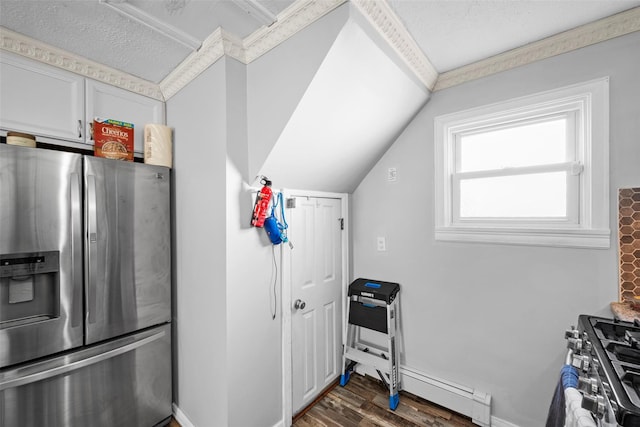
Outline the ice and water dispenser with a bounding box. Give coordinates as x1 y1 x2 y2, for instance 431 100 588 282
0 251 60 329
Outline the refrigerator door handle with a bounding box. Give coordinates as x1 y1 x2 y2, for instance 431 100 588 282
70 172 83 328
86 174 98 324
0 328 166 391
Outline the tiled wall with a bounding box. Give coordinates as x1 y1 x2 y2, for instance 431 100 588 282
619 188 640 301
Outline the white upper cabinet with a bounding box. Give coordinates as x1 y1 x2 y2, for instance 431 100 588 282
0 52 84 142
86 81 164 154
0 52 164 154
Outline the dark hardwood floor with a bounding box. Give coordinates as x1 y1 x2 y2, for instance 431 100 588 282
169 374 476 426
293 373 476 427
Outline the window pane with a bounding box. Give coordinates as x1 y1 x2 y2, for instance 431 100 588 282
459 172 567 218
459 118 567 172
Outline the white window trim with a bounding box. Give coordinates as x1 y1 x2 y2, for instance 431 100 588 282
434 77 610 249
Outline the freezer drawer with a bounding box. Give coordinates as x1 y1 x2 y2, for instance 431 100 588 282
0 323 171 427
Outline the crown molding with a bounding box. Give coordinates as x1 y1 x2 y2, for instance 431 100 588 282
243 0 346 63
160 28 226 99
351 0 438 91
5 2 636 101
0 26 164 101
222 29 246 64
435 6 640 91
160 0 346 99
1 0 434 101
160 0 439 99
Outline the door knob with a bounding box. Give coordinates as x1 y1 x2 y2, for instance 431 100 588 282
294 299 306 310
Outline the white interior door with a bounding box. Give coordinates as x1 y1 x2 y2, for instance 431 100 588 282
290 196 343 414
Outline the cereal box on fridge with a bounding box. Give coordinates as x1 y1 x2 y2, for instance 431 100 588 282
93 118 134 161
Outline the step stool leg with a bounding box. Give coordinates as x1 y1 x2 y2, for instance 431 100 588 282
387 298 400 410
341 300 355 387
389 393 399 411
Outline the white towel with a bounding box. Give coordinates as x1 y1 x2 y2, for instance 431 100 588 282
564 388 597 427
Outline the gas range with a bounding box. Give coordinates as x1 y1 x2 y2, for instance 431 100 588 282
567 315 640 426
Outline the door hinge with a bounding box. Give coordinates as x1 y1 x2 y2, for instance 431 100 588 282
286 198 296 208
339 218 344 230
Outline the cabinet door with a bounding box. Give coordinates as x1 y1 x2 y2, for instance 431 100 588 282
86 81 164 154
0 52 84 142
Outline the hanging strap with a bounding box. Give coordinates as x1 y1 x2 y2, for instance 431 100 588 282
270 192 278 216
278 192 288 232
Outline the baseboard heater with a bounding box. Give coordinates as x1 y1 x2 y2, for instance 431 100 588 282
354 364 491 426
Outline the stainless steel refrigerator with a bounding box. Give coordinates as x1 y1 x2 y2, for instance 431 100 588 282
0 143 172 427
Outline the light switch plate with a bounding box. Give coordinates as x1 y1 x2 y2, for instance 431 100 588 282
387 167 397 182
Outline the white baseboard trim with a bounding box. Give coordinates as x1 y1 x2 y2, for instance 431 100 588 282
172 403 195 427
173 369 505 427
354 364 492 426
401 366 491 426
490 416 521 427
172 402 286 427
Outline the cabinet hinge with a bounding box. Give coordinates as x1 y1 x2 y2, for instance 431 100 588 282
286 198 296 208
339 218 344 230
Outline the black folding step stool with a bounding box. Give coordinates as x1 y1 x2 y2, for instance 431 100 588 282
340 278 400 410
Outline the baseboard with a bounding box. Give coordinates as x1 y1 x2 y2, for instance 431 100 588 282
174 367 499 427
172 403 195 427
172 402 286 427
490 416 521 427
354 364 492 426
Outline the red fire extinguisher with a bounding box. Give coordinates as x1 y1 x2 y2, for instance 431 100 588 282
251 176 272 227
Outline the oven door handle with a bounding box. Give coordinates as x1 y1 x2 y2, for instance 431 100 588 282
565 349 574 365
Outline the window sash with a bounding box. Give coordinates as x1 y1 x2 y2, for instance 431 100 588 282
451 163 581 225
454 112 575 174
449 109 580 226
433 77 609 248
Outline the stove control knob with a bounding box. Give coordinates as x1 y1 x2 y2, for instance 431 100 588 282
582 339 592 353
601 381 611 396
578 376 598 394
572 355 591 372
582 393 606 418
567 337 583 352
565 327 580 340
591 357 600 372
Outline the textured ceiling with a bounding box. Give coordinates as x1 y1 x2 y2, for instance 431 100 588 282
386 0 640 73
1 0 639 84
0 0 296 83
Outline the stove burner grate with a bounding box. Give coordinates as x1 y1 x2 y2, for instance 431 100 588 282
608 343 640 365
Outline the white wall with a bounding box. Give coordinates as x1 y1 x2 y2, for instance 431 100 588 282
169 54 286 426
351 31 640 427
246 3 348 180
225 57 284 427
226 159 284 426
168 59 229 426
259 17 429 193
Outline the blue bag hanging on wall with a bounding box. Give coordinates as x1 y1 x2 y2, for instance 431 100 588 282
264 192 288 245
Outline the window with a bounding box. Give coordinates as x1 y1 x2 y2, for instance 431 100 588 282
434 78 610 248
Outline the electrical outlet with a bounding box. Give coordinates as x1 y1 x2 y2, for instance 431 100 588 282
377 236 386 251
387 167 397 182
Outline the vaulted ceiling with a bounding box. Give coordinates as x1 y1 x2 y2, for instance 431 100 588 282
2 0 639 193
1 0 639 100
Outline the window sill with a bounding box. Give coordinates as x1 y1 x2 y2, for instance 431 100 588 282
435 226 610 249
